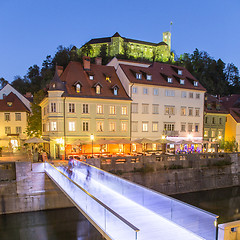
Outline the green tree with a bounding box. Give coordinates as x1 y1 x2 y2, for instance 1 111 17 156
0 77 8 89
11 76 31 94
80 43 93 57
26 90 46 137
99 44 109 65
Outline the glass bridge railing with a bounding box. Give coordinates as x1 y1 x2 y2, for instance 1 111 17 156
71 160 218 240
45 161 140 240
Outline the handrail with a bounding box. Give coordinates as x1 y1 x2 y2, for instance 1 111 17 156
45 160 140 233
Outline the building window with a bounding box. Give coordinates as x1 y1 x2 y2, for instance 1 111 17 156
218 130 223 137
51 103 56 112
97 105 103 114
83 104 89 114
188 107 193 116
15 113 21 121
152 104 159 114
181 123 186 132
181 91 187 98
204 130 208 137
181 107 186 116
132 121 138 132
153 88 159 96
76 83 81 93
194 81 198 87
211 130 215 137
195 124 199 132
212 117 215 124
96 85 101 94
143 88 148 95
142 104 149 114
167 77 173 83
4 113 10 121
69 103 75 113
131 103 138 113
142 122 148 132
69 122 75 131
152 122 158 132
178 70 183 75
89 75 94 80
180 79 185 85
219 118 222 124
122 106 127 115
110 106 116 115
97 121 104 132
51 122 57 131
205 117 208 124
109 122 116 132
165 90 175 97
136 73 142 79
146 75 152 81
132 87 137 94
114 87 118 95
121 122 127 132
82 121 89 131
195 108 200 116
189 92 193 98
196 93 200 99
188 123 193 132
164 106 175 115
5 127 11 134
164 123 175 131
16 127 22 134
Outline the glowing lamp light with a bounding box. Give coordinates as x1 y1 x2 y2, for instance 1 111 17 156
218 136 222 140
90 134 94 141
56 138 64 144
187 134 193 140
162 135 166 140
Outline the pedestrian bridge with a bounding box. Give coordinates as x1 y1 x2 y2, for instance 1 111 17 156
45 160 218 240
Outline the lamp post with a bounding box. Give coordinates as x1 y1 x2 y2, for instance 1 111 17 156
90 134 94 158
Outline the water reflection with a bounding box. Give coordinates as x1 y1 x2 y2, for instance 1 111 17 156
0 207 102 240
172 186 240 223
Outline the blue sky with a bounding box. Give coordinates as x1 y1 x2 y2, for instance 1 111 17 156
0 0 239 82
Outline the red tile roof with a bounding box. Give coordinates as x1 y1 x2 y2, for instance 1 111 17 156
220 94 240 110
119 62 206 91
0 92 30 112
59 62 131 100
229 108 240 123
204 94 228 114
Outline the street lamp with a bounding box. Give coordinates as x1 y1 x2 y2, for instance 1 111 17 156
90 134 94 158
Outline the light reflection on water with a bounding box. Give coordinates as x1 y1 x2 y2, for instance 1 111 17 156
0 207 102 240
171 186 240 224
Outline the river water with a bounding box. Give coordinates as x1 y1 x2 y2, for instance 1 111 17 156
172 186 240 224
1 186 240 239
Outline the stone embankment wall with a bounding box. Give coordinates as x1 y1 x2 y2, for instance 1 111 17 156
0 162 73 215
99 153 240 195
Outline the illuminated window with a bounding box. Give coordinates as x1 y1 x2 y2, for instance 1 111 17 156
146 75 152 81
121 122 127 131
211 130 215 137
69 122 75 131
164 123 175 131
194 81 198 87
142 122 148 132
106 76 111 83
181 107 186 116
7 102 12 107
152 122 158 132
109 122 116 132
97 105 103 114
89 75 94 80
51 122 57 131
76 84 81 93
152 143 157 150
121 106 127 115
110 105 116 115
178 70 183 75
204 130 208 137
164 106 175 115
96 85 101 94
97 121 104 132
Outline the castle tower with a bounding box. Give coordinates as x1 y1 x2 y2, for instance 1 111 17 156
163 31 171 51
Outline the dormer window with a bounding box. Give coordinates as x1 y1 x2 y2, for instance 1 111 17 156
96 85 101 94
106 76 111 83
76 84 81 93
114 87 118 95
52 83 56 88
146 74 152 81
167 77 173 83
136 73 142 80
7 102 13 107
180 79 185 85
178 70 183 75
89 75 94 80
194 81 198 87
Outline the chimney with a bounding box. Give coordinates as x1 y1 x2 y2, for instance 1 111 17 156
95 57 102 65
56 66 63 76
83 56 91 70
